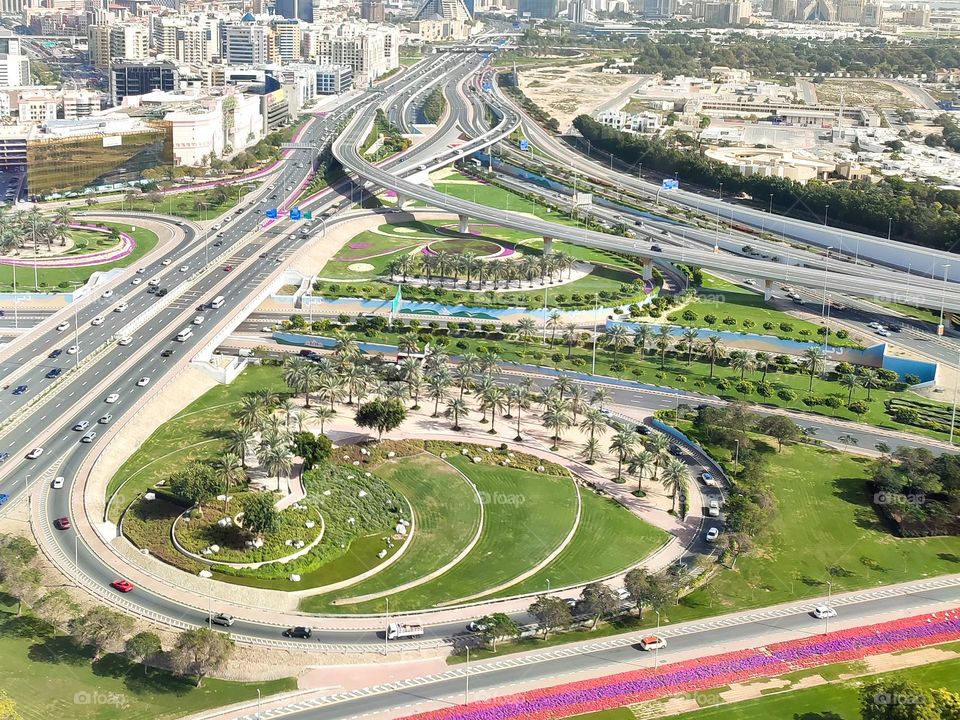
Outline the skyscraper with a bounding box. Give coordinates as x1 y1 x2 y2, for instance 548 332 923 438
275 0 313 23
361 0 385 21
517 0 557 17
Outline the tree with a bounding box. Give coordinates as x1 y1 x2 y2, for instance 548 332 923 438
755 415 801 451
839 372 861 404
609 426 638 482
125 632 163 674
802 347 826 391
579 582 621 629
729 350 752 379
426 369 451 418
171 627 235 687
242 492 279 538
628 449 655 491
932 688 960 720
476 613 520 652
681 327 700 365
528 595 572 639
69 607 135 659
541 397 572 450
860 367 883 400
700 336 726 378
623 568 670 618
291 432 332 471
579 407 608 464
312 405 336 434
170 462 225 514
604 325 631 362
849 400 869 418
5 567 41 616
226 427 254 468
445 397 469 431
355 398 407 440
480 383 506 434
33 589 80 628
859 679 937 720
661 457 688 514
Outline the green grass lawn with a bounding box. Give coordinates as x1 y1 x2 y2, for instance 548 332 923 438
95 184 255 221
0 601 295 720
490 488 669 598
339 457 579 612
0 222 159 292
667 433 960 623
300 453 483 612
873 298 943 325
668 655 960 720
107 365 290 522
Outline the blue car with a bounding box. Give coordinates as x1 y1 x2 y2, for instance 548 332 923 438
12 385 27 395
0 494 8 506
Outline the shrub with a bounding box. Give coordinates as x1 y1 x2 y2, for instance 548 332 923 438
777 388 797 403
762 322 775 331
779 322 793 332
704 314 717 325
610 361 625 372
742 319 755 328
715 378 730 390
723 316 737 326
681 309 698 321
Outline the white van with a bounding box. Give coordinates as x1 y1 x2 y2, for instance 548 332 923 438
210 296 226 309
176 327 193 342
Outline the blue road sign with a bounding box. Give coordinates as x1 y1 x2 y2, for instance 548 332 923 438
661 179 679 190
482 82 493 92
519 139 530 151
290 207 302 221
266 208 278 219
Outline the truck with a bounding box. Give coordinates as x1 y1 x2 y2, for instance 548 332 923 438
386 623 424 640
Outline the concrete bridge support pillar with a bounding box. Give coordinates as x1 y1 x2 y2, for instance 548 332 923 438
642 256 654 282
543 236 553 255
764 278 773 301
396 193 408 210
458 214 469 234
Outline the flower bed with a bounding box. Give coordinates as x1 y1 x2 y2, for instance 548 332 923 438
402 609 960 720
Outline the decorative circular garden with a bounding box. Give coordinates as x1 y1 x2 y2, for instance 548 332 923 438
423 237 513 259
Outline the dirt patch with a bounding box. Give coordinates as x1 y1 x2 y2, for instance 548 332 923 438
519 63 640 131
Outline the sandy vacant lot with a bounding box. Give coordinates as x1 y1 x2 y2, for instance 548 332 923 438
519 63 642 131
814 79 921 109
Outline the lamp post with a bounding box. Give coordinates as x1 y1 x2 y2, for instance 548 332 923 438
824 205 829 226
821 247 833 320
824 581 833 634
591 293 599 376
950 350 960 445
733 440 740 480
938 263 951 337
887 217 893 240
257 689 261 720
464 646 471 705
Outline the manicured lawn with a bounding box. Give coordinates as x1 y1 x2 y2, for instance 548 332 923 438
668 433 960 623
341 457 579 612
0 222 159 292
95 184 255 221
668 656 960 720
107 365 290 522
300 453 483 612
491 488 669 597
0 603 295 720
874 298 943 326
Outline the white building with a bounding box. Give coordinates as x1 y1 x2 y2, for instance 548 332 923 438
315 22 398 87
0 30 31 88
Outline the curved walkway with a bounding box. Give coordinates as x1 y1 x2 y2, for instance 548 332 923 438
0 224 135 267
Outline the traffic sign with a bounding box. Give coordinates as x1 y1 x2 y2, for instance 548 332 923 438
290 207 302 220
304 210 313 220
519 139 530 151
661 179 679 190
266 208 278 219
482 82 493 92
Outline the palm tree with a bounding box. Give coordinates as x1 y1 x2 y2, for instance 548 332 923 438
591 387 611 411
316 373 342 410
860 367 882 400
802 347 826 391
283 357 312 407
568 382 588 421
515 317 539 356
313 405 335 434
604 325 631 362
547 310 562 345
427 368 451 417
264 443 294 493
552 375 573 402
609 426 638 481
654 325 672 370
681 327 700 366
581 437 601 465
445 397 468 430
579 407 608 464
453 360 475 401
226 427 254 469
661 458 688 514
562 324 580 359
541 397 572 450
755 351 771 382
237 396 266 431
628 449 655 491
480 383 505 434
649 432 671 480
509 382 531 441
729 350 752 380
634 324 651 358
280 398 297 427
700 336 726 379
213 452 245 513
839 372 860 404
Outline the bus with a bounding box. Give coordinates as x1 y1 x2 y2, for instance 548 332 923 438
210 296 225 309
176 327 193 342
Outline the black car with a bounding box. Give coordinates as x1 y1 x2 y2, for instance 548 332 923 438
213 240 223 247
49 349 62 359
45 368 62 379
157 288 168 297
146 286 157 294
161 349 173 358
0 452 9 462
12 385 27 395
668 444 684 457
282 626 312 639
651 244 662 252
259 253 268 259
636 425 651 436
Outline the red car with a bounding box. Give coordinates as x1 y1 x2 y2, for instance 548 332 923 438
54 517 71 530
223 265 233 272
110 579 135 593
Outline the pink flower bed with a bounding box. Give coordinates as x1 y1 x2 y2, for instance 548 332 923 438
0 224 135 268
402 609 960 720
350 242 372 249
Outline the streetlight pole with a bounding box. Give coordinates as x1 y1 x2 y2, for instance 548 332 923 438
821 247 832 320
824 581 833 634
887 217 893 240
591 294 599 376
823 205 829 226
257 689 262 720
938 264 951 337
950 350 960 445
464 646 471 705
733 441 740 480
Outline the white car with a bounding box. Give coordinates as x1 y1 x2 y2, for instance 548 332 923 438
105 393 120 403
131 278 142 285
192 316 204 326
639 635 667 651
67 345 78 355
56 321 69 332
26 447 43 459
136 377 150 387
80 431 97 443
136 267 146 274
812 605 837 619
705 527 720 543
52 476 65 489
98 414 113 424
179 265 189 273
101 289 113 298
91 316 104 326
148 278 160 287
114 303 128 313
876 329 890 337
708 500 721 517
118 337 132 346
700 471 718 488
867 321 882 330
162 258 172 266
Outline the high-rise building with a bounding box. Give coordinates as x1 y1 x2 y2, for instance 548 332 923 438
413 0 472 21
275 0 313 22
223 19 275 65
273 18 302 63
567 0 586 21
861 1 882 24
87 23 148 70
517 0 557 17
0 30 30 88
110 60 179 105
153 17 217 65
693 0 750 22
902 3 930 25
361 0 385 21
642 0 676 17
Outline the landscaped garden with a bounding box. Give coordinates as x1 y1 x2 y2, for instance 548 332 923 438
94 183 256 221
